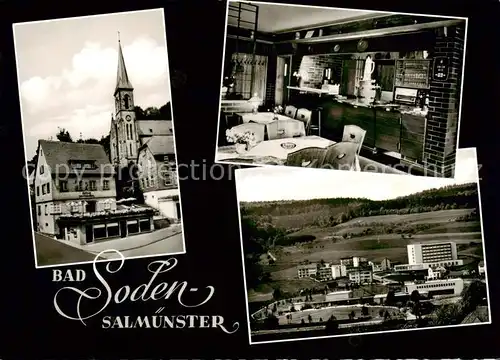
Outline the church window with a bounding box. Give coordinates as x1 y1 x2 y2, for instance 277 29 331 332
126 124 130 140
124 94 130 109
129 143 133 156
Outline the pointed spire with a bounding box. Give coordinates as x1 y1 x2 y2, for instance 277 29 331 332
115 32 133 93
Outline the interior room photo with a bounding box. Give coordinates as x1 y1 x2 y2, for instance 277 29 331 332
216 1 467 178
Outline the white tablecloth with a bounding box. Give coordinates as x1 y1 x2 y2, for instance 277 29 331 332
216 136 335 162
238 112 292 124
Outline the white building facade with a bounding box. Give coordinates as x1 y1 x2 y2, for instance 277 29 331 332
404 278 464 296
408 242 458 265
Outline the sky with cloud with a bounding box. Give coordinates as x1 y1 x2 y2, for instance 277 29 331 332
14 9 171 159
236 148 480 202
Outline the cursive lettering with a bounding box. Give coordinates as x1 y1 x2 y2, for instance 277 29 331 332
53 250 215 325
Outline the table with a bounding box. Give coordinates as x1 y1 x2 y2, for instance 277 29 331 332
238 112 292 124
216 136 334 165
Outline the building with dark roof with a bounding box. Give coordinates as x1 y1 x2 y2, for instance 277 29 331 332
137 134 180 220
33 140 154 244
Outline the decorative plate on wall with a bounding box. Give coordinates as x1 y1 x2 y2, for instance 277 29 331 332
333 44 340 52
357 39 368 52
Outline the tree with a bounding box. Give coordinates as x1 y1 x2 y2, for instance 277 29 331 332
433 303 462 326
273 288 282 301
383 310 391 321
263 314 279 329
324 315 339 334
56 127 73 142
385 290 396 306
361 306 369 316
379 309 384 317
308 314 313 323
301 319 305 325
460 280 486 315
159 102 172 120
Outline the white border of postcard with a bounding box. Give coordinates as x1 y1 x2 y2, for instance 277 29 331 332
13 8 187 269
234 147 490 345
214 0 468 176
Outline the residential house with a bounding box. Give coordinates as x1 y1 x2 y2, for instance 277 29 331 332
380 257 391 271
137 134 180 220
347 266 373 284
297 263 317 278
33 140 154 245
332 264 347 278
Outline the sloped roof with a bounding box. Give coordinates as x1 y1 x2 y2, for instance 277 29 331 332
137 120 173 136
461 306 489 324
38 140 113 175
141 135 176 156
115 40 133 92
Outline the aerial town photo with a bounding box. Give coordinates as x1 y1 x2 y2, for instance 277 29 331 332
14 9 184 267
235 149 489 343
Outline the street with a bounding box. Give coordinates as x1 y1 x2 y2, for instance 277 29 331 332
103 232 184 259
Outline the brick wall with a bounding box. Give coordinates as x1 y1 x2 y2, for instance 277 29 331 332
424 25 465 178
295 55 344 88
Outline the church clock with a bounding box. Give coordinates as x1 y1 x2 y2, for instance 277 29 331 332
126 115 131 121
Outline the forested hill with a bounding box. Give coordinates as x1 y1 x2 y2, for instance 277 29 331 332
241 182 479 218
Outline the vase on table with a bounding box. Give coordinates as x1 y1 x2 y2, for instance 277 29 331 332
235 143 248 154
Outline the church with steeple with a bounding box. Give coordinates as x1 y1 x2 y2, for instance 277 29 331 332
109 36 180 220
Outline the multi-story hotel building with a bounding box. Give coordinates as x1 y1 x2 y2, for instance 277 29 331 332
408 242 458 265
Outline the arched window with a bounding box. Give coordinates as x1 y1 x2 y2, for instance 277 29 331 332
124 94 130 109
126 124 130 140
129 143 133 156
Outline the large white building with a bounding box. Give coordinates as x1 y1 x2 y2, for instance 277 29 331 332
297 264 317 278
408 242 458 265
404 278 464 296
347 267 373 284
332 264 347 278
394 259 463 272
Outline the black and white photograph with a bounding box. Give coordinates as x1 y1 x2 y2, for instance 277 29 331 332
14 9 185 268
216 1 467 178
235 147 490 344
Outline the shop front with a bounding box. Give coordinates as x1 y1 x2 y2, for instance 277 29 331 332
58 208 156 245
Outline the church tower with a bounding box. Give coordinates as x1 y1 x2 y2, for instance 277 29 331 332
110 35 139 169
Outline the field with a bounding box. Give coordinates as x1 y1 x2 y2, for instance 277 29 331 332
277 305 402 325
248 208 482 302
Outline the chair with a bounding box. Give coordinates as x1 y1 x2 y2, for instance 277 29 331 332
285 147 326 168
322 142 359 171
228 123 266 143
224 113 242 128
266 119 306 140
342 124 366 155
284 105 298 118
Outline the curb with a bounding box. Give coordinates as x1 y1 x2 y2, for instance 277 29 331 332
88 229 182 255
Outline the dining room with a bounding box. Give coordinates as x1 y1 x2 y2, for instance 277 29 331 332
216 1 467 177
